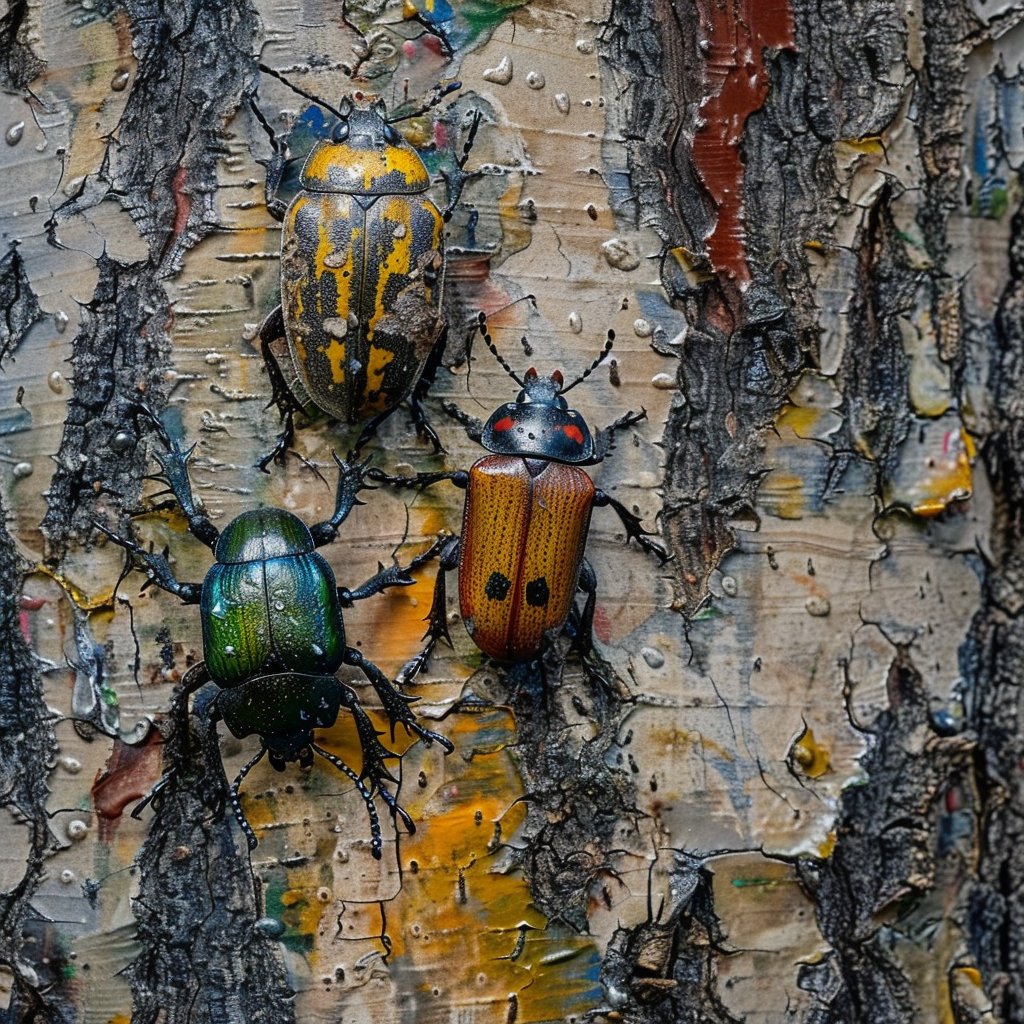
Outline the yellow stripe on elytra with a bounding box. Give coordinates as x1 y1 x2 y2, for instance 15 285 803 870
361 198 415 410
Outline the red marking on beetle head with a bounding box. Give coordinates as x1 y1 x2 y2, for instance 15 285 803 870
525 368 539 383
552 369 564 387
493 416 514 431
562 425 584 444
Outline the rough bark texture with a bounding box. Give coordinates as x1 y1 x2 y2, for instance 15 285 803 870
0 0 1022 1021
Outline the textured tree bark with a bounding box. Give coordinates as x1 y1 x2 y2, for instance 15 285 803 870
0 1 1022 1022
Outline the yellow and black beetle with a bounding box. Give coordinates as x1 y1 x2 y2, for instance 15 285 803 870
256 85 479 468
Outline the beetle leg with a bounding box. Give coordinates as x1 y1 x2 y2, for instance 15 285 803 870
441 110 483 222
336 681 402 786
152 442 220 550
255 309 306 472
404 326 448 453
309 452 374 545
339 535 448 605
344 647 455 754
248 96 289 222
593 408 649 462
366 467 469 491
95 523 203 603
310 742 385 860
228 745 268 850
593 490 670 563
397 535 461 685
440 400 484 444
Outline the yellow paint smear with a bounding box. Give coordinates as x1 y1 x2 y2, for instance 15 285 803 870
790 726 831 779
385 710 601 1021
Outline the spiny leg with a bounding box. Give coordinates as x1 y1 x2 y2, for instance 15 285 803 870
441 110 483 221
366 467 468 492
339 534 449 606
336 682 403 788
309 453 373 545
398 535 460 686
256 308 304 472
593 490 669 562
311 742 384 860
593 409 648 462
229 745 268 851
149 439 220 550
345 647 454 753
404 325 448 453
95 525 203 604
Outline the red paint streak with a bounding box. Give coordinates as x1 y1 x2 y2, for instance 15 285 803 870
171 165 190 242
592 605 613 644
493 416 514 432
92 730 164 840
562 425 584 444
692 0 794 288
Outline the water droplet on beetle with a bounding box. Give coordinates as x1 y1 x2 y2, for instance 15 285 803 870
224 645 236 656
5 122 24 146
111 69 130 91
273 600 284 611
311 644 323 656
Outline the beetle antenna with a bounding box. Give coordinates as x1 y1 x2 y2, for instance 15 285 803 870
476 312 525 387
257 62 347 121
386 79 462 123
559 330 615 394
311 742 384 859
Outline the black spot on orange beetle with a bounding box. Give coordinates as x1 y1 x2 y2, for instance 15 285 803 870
485 572 512 601
525 577 550 607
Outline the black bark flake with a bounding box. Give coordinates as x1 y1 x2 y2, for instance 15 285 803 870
0 241 44 365
0 489 62 1022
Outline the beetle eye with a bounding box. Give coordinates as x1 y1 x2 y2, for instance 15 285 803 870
332 121 350 143
383 123 403 145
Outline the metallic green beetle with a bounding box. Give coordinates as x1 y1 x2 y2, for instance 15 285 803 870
257 88 479 466
100 428 451 855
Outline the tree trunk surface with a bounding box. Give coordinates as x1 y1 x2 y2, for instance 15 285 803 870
0 1 1021 1022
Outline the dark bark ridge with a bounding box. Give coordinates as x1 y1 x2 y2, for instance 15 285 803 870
0 491 63 1021
964 194 1024 1023
0 241 44 363
26 0 296 1019
127 688 296 1024
0 0 45 92
798 652 975 1023
601 853 742 1024
500 652 644 934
